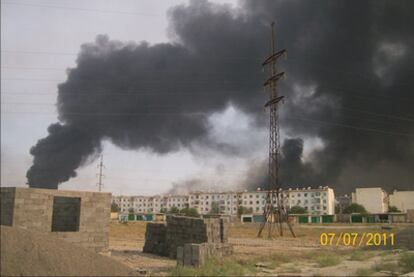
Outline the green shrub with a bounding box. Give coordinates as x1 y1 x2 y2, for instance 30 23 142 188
316 255 341 267
170 257 250 276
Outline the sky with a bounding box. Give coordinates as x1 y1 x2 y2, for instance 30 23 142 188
2 0 413 196
1 0 252 195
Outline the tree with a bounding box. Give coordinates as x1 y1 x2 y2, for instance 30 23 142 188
209 201 220 215
237 206 253 217
388 206 401 213
289 205 307 214
335 204 341 214
111 203 120 213
180 207 199 217
169 206 180 214
160 208 167 214
343 203 367 214
128 207 135 214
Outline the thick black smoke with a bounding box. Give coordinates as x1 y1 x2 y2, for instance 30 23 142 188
27 0 414 193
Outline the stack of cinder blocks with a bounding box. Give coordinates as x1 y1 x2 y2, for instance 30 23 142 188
142 215 233 266
177 243 233 267
143 223 168 255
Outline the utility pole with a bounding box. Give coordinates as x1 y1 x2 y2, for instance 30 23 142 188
258 22 296 238
97 154 104 192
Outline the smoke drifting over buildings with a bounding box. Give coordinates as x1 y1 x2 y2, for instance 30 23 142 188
27 0 414 192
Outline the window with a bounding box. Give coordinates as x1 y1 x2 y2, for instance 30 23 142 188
304 193 308 197
51 197 81 232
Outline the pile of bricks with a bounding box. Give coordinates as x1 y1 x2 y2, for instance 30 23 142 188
177 243 233 267
142 223 167 255
143 215 232 265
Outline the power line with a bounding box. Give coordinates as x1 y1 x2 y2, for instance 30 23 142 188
2 110 412 138
287 116 414 138
340 107 414 123
1 1 162 17
1 50 77 56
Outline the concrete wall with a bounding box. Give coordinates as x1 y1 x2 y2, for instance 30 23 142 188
352 188 388 213
389 190 414 212
0 187 111 252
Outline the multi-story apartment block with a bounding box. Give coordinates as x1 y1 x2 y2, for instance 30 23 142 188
352 187 388 213
286 186 335 215
112 186 335 215
388 190 414 212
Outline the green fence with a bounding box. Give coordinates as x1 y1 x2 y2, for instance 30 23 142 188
298 216 309 223
322 215 334 223
351 214 363 223
311 216 321 223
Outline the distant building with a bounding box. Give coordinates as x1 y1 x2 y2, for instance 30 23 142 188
112 185 335 216
287 186 335 215
389 190 414 212
352 187 388 213
335 194 352 213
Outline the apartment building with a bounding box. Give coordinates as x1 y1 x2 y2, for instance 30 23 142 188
389 190 414 212
113 186 335 215
352 187 388 213
287 186 335 215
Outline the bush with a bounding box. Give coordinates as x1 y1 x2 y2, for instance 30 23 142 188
168 206 180 214
388 206 401 212
180 207 199 217
289 205 307 214
343 203 367 214
237 206 253 217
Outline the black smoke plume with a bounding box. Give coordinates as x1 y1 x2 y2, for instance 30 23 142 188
27 0 414 193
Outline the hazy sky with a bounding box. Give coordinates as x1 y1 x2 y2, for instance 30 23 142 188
1 0 257 195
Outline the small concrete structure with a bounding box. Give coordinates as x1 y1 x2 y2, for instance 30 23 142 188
0 187 111 252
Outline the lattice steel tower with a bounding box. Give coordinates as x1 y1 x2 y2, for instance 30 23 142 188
258 22 295 238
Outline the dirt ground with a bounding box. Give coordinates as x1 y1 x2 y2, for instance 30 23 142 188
108 221 414 276
0 226 136 276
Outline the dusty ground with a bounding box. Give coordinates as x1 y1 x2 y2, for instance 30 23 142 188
108 221 414 276
0 226 136 276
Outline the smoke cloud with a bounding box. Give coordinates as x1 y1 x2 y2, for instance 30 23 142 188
27 0 414 193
